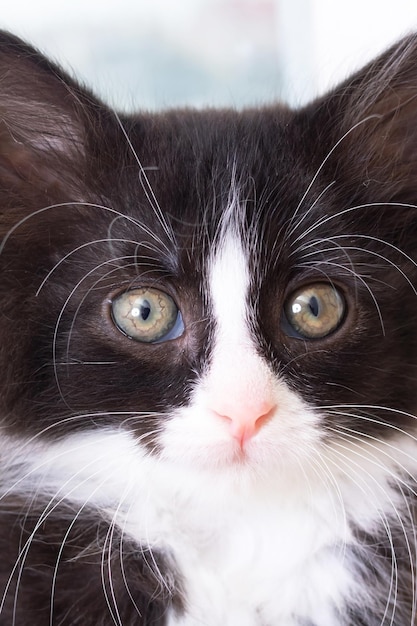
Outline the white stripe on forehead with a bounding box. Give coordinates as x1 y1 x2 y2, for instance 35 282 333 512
208 223 251 346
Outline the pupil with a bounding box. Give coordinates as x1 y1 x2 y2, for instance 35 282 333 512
309 296 319 318
140 300 151 321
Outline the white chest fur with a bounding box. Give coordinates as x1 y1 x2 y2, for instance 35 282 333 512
160 480 354 626
8 428 403 626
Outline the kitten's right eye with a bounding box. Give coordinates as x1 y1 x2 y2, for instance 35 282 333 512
283 283 346 340
111 287 184 343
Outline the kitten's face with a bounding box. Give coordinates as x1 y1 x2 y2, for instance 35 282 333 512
1 33 417 482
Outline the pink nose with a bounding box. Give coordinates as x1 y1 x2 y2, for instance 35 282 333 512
214 398 276 447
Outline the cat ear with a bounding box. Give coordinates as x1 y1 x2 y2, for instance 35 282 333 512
327 35 417 197
0 31 95 198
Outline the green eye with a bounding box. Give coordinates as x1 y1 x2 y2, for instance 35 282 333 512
284 283 345 339
111 287 184 343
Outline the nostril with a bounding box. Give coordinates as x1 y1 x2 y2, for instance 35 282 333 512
213 403 276 446
253 406 275 433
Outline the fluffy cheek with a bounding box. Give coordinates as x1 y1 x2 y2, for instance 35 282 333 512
157 378 323 475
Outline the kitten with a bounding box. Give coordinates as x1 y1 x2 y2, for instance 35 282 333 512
0 29 417 626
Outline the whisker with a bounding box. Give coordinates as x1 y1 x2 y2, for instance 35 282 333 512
295 238 417 296
327 424 417 623
49 477 115 626
1 461 111 620
327 425 417 496
118 505 144 618
50 254 139 407
323 444 401 623
321 404 417 443
101 518 123 626
113 112 176 250
0 202 164 255
36 238 143 296
100 478 135 626
290 201 417 249
279 180 336 252
286 116 380 239
0 424 132 500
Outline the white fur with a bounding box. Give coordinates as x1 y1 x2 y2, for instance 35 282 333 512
2 226 417 624
4 428 416 625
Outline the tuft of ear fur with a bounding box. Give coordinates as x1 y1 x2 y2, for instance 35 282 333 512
329 34 417 199
0 31 101 203
348 35 417 183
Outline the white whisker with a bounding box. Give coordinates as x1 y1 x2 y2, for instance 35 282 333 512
36 238 141 296
286 116 380 238
50 254 137 406
290 201 417 249
100 491 132 626
323 444 401 623
49 478 115 626
0 460 111 620
294 237 417 296
113 112 176 250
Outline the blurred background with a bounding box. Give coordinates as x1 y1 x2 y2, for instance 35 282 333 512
2 0 417 111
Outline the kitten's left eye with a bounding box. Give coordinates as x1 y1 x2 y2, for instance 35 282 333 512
283 283 345 339
111 287 184 343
